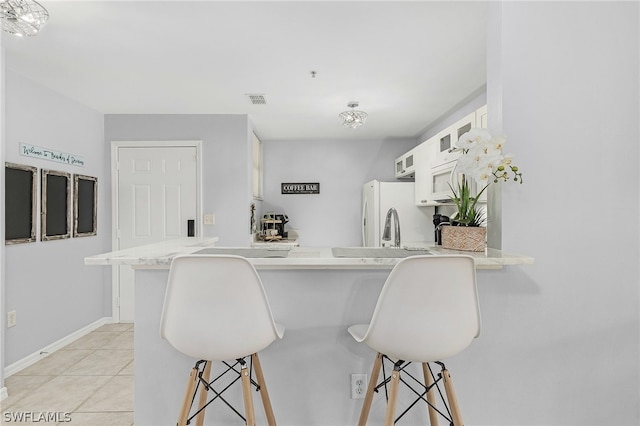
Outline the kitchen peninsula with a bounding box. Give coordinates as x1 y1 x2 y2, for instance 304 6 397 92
85 238 532 426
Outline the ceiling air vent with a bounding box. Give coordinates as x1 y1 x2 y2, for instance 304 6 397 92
246 94 267 105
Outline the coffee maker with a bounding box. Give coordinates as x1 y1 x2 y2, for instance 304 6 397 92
261 213 289 239
272 214 289 238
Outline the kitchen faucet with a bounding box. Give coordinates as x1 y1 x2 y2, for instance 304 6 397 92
382 207 401 248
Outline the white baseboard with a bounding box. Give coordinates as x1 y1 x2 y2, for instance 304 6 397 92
0 386 7 401
4 316 112 378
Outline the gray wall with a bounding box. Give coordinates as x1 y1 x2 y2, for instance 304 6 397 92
460 2 638 424
3 70 110 365
261 138 417 247
104 114 254 247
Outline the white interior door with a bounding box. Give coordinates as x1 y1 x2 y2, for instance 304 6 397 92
115 144 199 322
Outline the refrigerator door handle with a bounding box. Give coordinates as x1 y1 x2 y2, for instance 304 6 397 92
361 198 368 246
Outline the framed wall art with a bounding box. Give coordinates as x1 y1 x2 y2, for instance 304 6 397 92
41 169 71 241
5 162 37 244
73 174 97 237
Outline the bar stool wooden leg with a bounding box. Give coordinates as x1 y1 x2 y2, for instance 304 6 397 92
441 368 464 426
358 352 383 426
384 366 401 426
422 363 439 426
241 363 256 426
251 353 276 426
194 361 212 426
178 366 200 426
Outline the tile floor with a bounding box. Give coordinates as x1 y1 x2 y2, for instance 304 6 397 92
1 323 134 426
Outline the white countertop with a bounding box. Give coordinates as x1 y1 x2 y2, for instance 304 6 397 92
84 237 220 267
84 237 533 270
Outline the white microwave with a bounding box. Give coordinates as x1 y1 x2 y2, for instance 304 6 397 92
429 160 486 204
429 160 461 203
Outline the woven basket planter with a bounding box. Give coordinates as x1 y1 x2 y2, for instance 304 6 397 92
441 226 486 252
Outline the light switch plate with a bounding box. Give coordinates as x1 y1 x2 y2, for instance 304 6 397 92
204 214 215 225
7 310 16 328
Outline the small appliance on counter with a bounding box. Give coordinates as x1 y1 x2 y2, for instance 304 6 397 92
259 212 289 241
432 213 450 245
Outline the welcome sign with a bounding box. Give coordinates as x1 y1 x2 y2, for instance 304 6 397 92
20 143 85 167
281 182 320 194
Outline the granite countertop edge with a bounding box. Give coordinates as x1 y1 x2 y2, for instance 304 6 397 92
84 237 534 270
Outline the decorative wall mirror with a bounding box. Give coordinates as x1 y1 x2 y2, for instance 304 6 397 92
41 169 71 241
73 174 97 237
5 162 37 244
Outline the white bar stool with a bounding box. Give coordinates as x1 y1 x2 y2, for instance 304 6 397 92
348 255 480 426
160 254 285 426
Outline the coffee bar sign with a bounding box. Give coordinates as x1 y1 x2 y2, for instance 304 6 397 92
281 182 320 195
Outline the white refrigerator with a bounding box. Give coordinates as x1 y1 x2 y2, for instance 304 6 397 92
362 180 435 247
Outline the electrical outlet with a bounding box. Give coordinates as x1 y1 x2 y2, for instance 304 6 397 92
204 213 215 225
7 310 16 328
351 373 367 399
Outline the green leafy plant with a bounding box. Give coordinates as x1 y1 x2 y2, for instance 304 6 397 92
449 177 487 227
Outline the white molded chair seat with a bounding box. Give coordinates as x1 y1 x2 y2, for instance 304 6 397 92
348 255 480 426
160 254 285 426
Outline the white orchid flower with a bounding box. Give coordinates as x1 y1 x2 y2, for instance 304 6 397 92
455 128 492 150
476 170 492 183
490 135 506 151
455 152 477 171
499 154 514 167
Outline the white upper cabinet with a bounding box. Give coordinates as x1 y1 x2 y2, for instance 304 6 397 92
476 104 488 129
434 111 476 165
414 140 434 206
409 105 488 206
394 145 419 179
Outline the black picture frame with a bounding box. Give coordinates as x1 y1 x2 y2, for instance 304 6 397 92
41 169 71 241
73 174 97 237
5 162 37 244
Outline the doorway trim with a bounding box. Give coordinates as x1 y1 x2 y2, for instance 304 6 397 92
110 140 203 322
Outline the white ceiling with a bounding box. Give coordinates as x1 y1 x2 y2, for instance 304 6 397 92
2 1 488 141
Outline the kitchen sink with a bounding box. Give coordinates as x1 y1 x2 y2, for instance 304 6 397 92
331 247 432 258
194 247 290 258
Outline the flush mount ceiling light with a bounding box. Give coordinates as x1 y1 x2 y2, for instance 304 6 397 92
0 0 49 37
339 102 368 129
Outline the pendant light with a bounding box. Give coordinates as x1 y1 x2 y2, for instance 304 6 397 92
1 0 49 37
339 102 368 129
